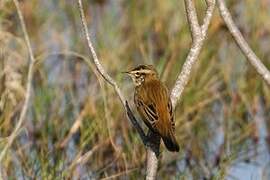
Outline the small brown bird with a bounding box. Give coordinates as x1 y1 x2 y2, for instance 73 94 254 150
125 65 179 152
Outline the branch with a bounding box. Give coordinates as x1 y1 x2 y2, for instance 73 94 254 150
0 0 35 162
171 0 216 109
77 0 158 179
201 0 216 36
77 0 125 105
145 131 160 180
184 0 201 41
217 0 270 86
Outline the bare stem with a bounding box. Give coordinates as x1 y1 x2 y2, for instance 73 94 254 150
217 0 270 86
184 0 201 41
201 0 216 36
0 0 35 162
146 149 159 180
171 0 216 109
77 0 125 105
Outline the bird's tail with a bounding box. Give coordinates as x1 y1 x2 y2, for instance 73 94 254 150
161 130 179 152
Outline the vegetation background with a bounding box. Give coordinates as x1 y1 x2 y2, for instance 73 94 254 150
0 0 270 179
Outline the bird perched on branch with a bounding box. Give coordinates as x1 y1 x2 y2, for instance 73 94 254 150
124 65 179 152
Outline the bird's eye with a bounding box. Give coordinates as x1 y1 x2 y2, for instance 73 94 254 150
135 72 140 76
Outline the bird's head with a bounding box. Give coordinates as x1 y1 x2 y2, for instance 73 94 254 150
124 65 159 86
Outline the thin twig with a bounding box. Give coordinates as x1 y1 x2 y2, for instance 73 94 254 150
0 0 35 162
217 0 270 86
171 0 216 109
77 0 125 105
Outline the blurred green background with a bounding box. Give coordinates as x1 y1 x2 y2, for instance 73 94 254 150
0 0 270 179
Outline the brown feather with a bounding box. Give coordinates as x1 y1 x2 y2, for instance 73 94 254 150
134 78 179 152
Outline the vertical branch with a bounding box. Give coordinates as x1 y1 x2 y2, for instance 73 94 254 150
145 131 160 180
184 0 201 41
217 0 270 86
0 0 35 162
171 0 216 109
146 148 159 180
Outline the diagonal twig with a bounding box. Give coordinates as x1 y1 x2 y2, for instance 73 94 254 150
77 0 125 105
217 0 270 86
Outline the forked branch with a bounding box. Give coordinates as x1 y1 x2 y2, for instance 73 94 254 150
171 0 216 109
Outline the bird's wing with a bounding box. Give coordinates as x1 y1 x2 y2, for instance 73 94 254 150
167 98 175 132
135 81 178 151
135 96 159 132
135 81 173 133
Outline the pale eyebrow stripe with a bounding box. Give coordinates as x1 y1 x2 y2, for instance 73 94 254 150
132 69 152 74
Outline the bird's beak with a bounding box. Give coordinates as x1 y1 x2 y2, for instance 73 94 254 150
121 71 131 75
